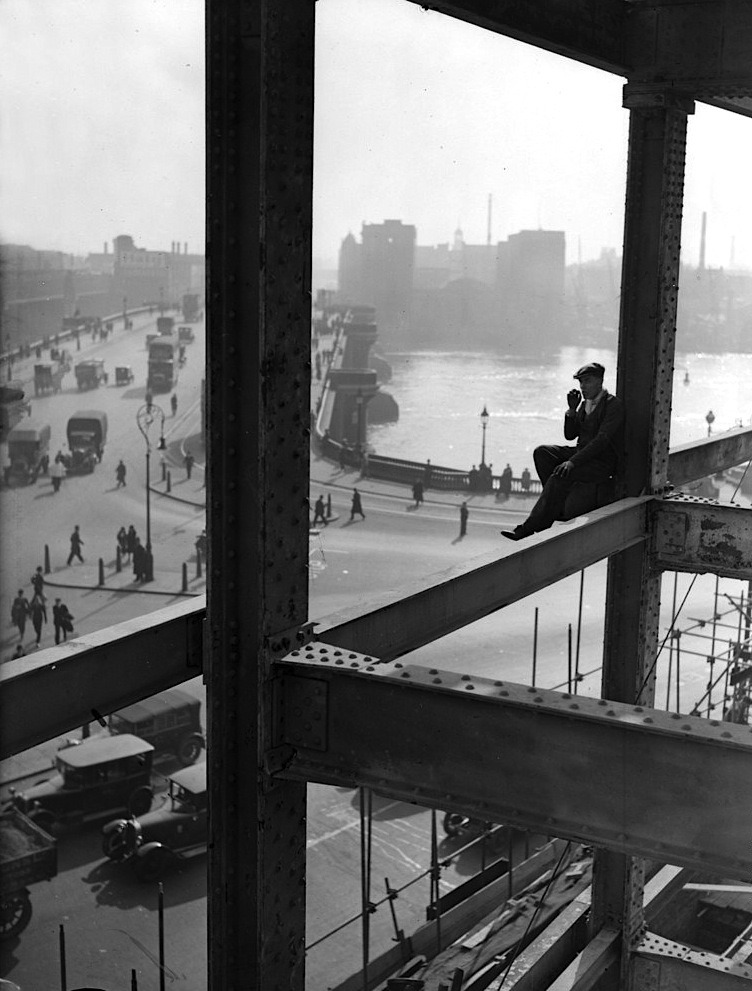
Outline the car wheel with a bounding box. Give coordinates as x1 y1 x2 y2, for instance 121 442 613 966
128 786 153 817
102 826 130 861
135 847 173 883
442 812 468 838
0 892 32 941
177 733 204 766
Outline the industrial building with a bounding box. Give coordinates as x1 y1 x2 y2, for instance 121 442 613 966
5 2 752 989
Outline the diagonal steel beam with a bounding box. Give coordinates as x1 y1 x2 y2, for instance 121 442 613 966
275 646 752 876
0 597 204 761
668 426 752 487
654 497 752 579
317 497 650 659
631 932 752 990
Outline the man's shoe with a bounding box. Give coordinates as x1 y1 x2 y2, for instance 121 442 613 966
500 529 524 541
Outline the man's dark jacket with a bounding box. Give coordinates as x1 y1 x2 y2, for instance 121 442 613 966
564 392 625 478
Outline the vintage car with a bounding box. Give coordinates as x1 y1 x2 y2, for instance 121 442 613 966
4 420 50 485
102 762 207 881
114 365 134 386
108 688 205 765
62 409 107 472
10 734 154 833
74 359 108 390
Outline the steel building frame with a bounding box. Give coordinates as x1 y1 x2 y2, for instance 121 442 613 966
4 2 752 988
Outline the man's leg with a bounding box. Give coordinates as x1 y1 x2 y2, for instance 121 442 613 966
502 446 576 539
533 445 576 486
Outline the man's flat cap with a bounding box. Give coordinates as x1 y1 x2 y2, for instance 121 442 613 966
574 362 605 379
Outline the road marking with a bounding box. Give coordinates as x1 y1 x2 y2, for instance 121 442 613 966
306 799 403 848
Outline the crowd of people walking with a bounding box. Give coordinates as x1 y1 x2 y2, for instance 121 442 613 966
9 565 74 656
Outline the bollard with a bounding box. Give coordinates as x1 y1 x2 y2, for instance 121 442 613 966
44 543 51 574
182 562 188 592
167 470 172 493
196 548 202 579
116 546 122 573
161 458 167 482
98 557 105 586
326 493 332 519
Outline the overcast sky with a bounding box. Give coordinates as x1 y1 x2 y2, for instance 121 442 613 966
1 0 750 269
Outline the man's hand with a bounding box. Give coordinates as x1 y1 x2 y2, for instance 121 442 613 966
552 460 574 479
567 389 581 410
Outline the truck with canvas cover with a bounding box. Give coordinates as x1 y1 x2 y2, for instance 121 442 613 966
5 419 51 485
74 359 107 389
34 362 66 396
64 409 108 472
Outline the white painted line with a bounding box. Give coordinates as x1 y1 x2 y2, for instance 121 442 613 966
306 799 403 848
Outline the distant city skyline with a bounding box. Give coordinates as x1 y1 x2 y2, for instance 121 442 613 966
2 0 750 273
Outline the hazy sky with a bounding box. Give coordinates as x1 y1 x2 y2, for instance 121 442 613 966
2 0 750 268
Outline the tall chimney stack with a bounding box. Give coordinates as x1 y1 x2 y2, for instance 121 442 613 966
184 242 188 255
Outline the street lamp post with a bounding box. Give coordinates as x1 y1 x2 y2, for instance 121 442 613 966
480 405 490 467
355 389 364 455
136 393 166 582
122 296 128 330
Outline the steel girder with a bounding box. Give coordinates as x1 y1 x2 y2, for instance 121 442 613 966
0 598 204 760
631 932 752 991
317 497 649 658
668 427 752 488
206 2 314 988
276 647 752 877
655 497 752 579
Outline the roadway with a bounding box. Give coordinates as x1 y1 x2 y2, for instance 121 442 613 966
0 326 736 991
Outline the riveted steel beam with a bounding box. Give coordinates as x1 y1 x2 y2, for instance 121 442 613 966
276 647 752 876
668 427 752 487
654 497 752 579
631 932 752 990
207 2 314 988
0 598 204 761
405 0 626 75
317 496 650 658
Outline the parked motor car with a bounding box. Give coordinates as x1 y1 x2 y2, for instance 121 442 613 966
9 735 154 833
108 688 205 765
102 762 207 881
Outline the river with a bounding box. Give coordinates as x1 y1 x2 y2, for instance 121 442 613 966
369 346 752 473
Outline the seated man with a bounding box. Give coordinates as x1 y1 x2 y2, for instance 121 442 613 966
501 362 624 541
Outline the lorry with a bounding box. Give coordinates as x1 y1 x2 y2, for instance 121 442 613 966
181 293 199 323
178 325 195 343
64 409 108 471
4 419 51 485
0 381 32 443
0 809 57 940
33 362 66 396
147 335 178 392
156 316 175 336
74 359 107 389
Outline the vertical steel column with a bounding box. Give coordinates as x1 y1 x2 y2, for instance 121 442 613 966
592 87 694 988
207 3 314 989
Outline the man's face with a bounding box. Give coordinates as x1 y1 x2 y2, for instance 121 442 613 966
577 373 603 401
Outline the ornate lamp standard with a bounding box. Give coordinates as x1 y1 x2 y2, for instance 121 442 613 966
136 393 166 582
479 405 490 467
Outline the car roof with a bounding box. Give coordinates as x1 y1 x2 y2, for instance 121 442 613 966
170 763 206 794
111 688 199 723
58 734 153 767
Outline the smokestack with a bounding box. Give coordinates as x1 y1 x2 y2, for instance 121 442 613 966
699 212 707 271
184 242 188 255
486 194 492 246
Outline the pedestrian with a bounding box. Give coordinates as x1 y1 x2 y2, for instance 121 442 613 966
50 458 65 493
184 452 195 479
312 495 328 527
29 593 47 646
521 467 532 492
115 460 127 487
706 410 715 436
498 464 513 499
67 525 85 564
459 501 469 538
133 538 147 582
11 590 30 642
171 393 178 416
30 566 46 601
501 363 625 542
126 524 137 560
412 480 424 507
52 598 75 644
11 643 26 660
349 488 366 521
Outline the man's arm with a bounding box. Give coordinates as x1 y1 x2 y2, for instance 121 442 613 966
569 396 625 467
563 389 581 441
